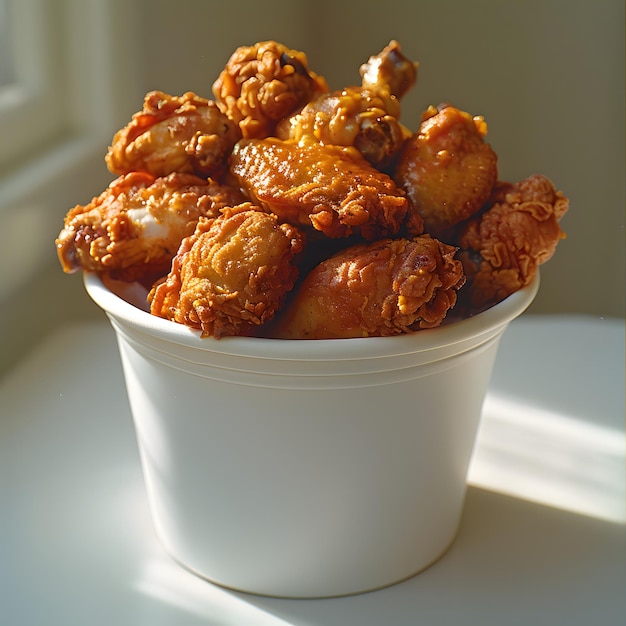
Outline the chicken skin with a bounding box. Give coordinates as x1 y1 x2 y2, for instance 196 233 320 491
456 174 569 310
56 172 247 283
394 104 498 235
212 40 328 139
270 235 465 339
105 91 240 178
230 138 413 240
149 204 305 338
276 41 417 170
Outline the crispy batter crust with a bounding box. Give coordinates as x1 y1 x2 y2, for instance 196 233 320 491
149 204 305 337
56 172 247 282
212 41 328 139
271 235 465 339
457 174 569 309
106 91 240 178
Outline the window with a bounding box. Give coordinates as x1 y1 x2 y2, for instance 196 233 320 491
0 0 141 300
0 0 71 172
0 0 15 87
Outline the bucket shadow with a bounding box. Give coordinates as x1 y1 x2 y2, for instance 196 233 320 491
229 485 625 625
133 485 625 625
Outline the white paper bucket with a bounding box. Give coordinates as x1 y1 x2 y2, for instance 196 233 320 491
84 271 539 598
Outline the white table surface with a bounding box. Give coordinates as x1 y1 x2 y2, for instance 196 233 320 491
1 314 624 625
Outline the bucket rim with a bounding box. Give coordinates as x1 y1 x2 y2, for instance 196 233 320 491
83 271 540 360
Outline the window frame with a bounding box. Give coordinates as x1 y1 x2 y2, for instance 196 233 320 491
0 0 70 170
0 0 141 298
0 0 140 186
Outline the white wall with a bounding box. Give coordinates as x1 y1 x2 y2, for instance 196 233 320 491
0 0 144 376
1 0 623 377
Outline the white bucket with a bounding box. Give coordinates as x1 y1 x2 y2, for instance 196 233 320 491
84 271 539 598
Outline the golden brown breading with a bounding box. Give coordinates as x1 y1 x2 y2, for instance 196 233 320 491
149 204 305 338
212 40 328 139
230 138 412 240
394 104 498 235
456 174 569 310
105 91 240 178
55 172 247 282
269 235 465 339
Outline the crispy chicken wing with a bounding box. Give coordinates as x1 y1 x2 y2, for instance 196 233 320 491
276 41 416 169
212 40 328 139
149 204 305 338
270 235 465 339
394 104 498 235
105 91 240 178
230 138 412 240
456 174 569 310
56 172 247 282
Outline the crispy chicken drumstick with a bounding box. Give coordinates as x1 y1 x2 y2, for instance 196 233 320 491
456 174 568 310
149 204 305 338
270 235 465 339
276 41 417 170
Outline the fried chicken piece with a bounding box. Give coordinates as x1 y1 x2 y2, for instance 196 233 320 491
276 41 417 169
212 40 328 139
269 235 465 339
456 174 569 310
394 104 498 235
359 40 419 100
105 91 240 178
230 138 412 240
149 204 305 338
56 172 247 282
275 85 409 170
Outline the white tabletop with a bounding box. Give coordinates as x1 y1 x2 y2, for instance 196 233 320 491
1 314 624 625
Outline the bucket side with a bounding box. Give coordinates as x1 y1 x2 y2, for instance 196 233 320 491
113 325 502 598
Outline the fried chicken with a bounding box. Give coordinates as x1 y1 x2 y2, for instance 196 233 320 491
269 235 465 339
212 40 328 139
456 174 569 310
230 137 413 240
394 104 498 235
275 41 417 169
149 204 305 338
56 172 247 283
275 85 408 170
55 38 570 339
105 91 240 178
